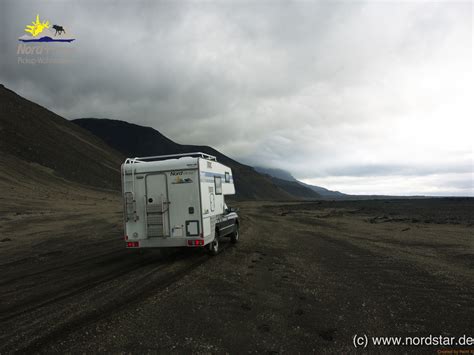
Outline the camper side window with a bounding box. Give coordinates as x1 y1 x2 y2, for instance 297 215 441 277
214 176 222 195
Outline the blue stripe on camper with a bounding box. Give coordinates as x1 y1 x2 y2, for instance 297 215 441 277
201 179 215 183
200 171 233 182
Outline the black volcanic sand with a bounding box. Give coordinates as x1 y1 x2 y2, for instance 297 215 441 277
0 198 472 353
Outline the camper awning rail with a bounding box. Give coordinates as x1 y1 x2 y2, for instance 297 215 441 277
125 152 217 164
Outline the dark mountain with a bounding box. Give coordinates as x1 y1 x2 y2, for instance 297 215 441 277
268 177 321 199
254 167 321 199
72 118 299 200
255 166 346 198
298 181 346 198
0 84 123 190
254 167 296 182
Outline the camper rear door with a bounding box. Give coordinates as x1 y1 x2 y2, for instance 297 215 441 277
166 170 201 238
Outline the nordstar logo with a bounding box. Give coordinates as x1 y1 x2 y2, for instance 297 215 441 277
17 14 76 65
18 14 75 43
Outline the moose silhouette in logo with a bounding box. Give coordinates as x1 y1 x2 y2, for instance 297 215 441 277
52 25 65 36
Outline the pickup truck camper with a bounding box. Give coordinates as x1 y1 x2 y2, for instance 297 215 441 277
121 152 239 254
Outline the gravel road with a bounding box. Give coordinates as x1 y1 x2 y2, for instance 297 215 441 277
0 198 472 353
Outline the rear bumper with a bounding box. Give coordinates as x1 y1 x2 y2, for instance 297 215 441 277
125 236 211 248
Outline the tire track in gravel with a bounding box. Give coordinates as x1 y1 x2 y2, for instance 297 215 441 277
0 248 124 287
0 250 172 322
0 243 233 353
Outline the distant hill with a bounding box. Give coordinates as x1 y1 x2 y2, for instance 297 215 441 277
298 181 346 198
268 177 321 199
72 118 302 200
255 166 346 198
254 167 296 182
0 84 123 190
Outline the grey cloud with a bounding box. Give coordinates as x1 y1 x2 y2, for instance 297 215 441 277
311 163 474 178
0 0 472 195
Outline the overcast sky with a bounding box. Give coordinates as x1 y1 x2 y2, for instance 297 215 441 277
1 0 472 196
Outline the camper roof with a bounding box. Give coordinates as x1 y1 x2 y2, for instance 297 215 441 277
122 152 219 173
125 152 216 164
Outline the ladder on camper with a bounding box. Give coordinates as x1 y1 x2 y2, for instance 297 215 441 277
146 196 169 237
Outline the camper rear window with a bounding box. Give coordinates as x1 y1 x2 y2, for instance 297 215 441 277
225 172 230 183
214 176 222 195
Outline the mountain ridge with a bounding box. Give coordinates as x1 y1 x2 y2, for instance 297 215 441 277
0 82 319 201
72 118 315 200
255 166 346 198
0 84 123 190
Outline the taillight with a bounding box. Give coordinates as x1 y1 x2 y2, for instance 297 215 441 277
126 241 139 248
187 240 204 247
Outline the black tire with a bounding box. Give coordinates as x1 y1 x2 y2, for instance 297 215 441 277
230 224 239 244
208 237 219 255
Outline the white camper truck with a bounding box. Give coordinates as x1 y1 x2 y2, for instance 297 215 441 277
121 152 239 254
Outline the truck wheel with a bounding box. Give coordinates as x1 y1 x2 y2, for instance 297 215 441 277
230 224 239 244
208 237 219 255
